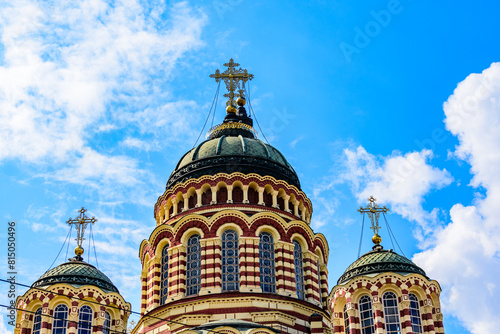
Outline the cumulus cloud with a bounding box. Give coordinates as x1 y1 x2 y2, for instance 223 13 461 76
0 0 206 200
413 62 500 333
341 146 452 237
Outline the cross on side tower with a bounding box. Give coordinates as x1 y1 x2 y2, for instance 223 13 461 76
358 196 389 246
66 207 97 260
210 58 254 110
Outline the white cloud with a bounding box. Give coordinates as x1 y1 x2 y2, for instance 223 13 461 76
341 146 452 237
0 0 206 199
413 62 500 334
0 308 13 334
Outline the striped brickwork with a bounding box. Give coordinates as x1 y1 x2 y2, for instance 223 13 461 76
135 172 331 334
139 208 329 310
329 274 444 334
15 283 130 334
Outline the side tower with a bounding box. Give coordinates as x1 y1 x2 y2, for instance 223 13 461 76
328 198 445 334
14 208 131 334
135 60 330 334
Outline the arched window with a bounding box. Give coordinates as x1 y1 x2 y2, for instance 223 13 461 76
259 232 276 293
188 194 196 209
186 234 201 296
409 293 423 333
248 187 259 204
32 307 42 334
53 304 68 334
343 304 350 334
383 291 401 334
217 187 228 203
293 240 305 300
160 245 169 304
317 260 323 305
102 311 111 334
263 190 272 207
359 295 375 334
277 196 285 210
77 305 93 334
176 199 183 213
201 188 211 205
222 230 239 291
232 186 243 203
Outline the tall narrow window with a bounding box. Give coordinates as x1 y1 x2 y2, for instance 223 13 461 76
77 305 93 334
102 311 111 334
53 304 68 334
263 191 272 207
222 230 239 291
233 186 243 203
259 232 276 293
343 304 350 334
188 195 196 209
248 187 259 204
293 240 305 300
217 187 228 203
277 196 285 210
32 307 42 334
160 245 169 304
409 293 423 333
201 188 211 205
383 291 401 334
317 260 323 305
359 295 375 334
186 234 201 296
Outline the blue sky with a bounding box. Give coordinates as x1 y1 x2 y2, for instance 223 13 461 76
1 1 500 333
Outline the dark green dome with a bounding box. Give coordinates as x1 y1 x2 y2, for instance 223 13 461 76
166 122 300 189
337 247 427 285
32 260 119 293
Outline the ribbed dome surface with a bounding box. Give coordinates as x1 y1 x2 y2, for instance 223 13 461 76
178 136 291 169
337 248 427 285
32 261 119 293
166 134 300 189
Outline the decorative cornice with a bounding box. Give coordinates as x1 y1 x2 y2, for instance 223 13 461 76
166 155 301 190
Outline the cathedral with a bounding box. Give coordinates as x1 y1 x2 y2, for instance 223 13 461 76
14 60 445 334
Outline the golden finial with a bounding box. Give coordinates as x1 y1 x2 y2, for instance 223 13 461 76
358 196 389 246
75 245 84 256
226 105 237 113
236 96 246 106
210 59 254 112
66 207 97 259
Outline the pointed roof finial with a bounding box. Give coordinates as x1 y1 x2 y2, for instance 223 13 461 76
358 196 389 248
209 58 254 114
66 207 97 261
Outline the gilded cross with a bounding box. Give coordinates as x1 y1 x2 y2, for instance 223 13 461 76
66 207 97 248
358 196 389 236
209 58 254 107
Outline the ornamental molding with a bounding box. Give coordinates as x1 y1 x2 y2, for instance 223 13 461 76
166 155 301 190
251 311 296 326
156 172 311 215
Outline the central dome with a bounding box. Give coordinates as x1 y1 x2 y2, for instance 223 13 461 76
166 122 300 190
